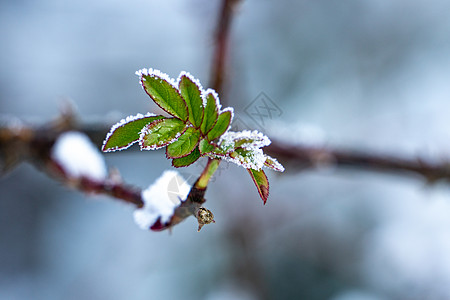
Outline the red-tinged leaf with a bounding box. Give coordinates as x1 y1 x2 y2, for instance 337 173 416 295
264 155 285 172
198 138 215 155
178 74 204 128
207 109 233 141
172 147 201 167
200 91 219 135
166 127 201 158
140 71 188 121
247 168 269 204
139 118 186 150
102 114 166 152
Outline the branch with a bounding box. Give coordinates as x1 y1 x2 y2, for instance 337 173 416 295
209 0 241 96
266 140 450 184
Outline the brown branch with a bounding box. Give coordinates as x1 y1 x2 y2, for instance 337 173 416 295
266 140 450 184
209 0 241 96
0 0 241 233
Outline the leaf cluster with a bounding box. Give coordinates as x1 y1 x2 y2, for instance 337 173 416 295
102 69 284 203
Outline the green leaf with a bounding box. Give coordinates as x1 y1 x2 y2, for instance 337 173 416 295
102 114 165 152
166 127 201 158
247 168 269 204
198 138 215 155
140 118 186 150
207 109 233 141
140 73 188 121
178 74 204 128
172 147 201 167
200 92 218 135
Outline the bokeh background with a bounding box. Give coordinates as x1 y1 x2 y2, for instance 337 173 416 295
2 0 450 299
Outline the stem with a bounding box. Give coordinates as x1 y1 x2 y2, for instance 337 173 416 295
195 158 221 189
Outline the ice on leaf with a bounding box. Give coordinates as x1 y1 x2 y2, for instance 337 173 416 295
102 113 164 152
139 118 186 150
224 148 267 171
52 131 107 181
134 170 190 230
166 127 201 158
219 130 271 151
264 155 285 172
136 68 188 121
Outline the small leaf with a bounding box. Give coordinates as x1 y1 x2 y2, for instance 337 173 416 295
264 155 285 172
247 168 269 204
140 118 186 150
178 74 204 128
172 147 201 167
140 73 188 121
200 92 219 135
198 138 215 155
226 148 266 170
207 109 233 141
102 114 165 152
218 130 271 152
166 127 201 158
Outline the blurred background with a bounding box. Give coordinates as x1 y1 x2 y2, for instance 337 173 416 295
2 0 450 299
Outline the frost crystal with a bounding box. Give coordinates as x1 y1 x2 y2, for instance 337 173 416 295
223 148 266 171
201 88 222 110
52 131 107 181
102 112 157 152
264 155 285 172
136 68 177 88
133 170 190 230
176 71 205 92
219 130 271 151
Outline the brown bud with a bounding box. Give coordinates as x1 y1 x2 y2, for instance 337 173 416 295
196 207 215 231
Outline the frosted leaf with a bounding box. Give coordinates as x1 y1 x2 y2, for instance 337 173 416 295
222 148 266 171
219 130 271 152
135 68 177 89
52 131 107 181
102 112 158 152
264 155 285 172
201 88 221 110
176 71 205 94
133 170 190 230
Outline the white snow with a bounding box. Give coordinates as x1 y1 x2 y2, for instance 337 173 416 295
133 170 190 230
102 112 157 152
219 130 271 151
216 129 285 171
202 88 222 110
138 121 186 151
52 131 107 181
264 155 285 172
176 71 204 93
135 68 177 89
221 148 266 171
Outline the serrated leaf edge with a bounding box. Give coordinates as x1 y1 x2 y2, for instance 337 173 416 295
207 107 234 141
102 112 159 152
178 73 205 128
171 147 201 168
165 128 201 159
139 119 187 151
137 69 188 120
